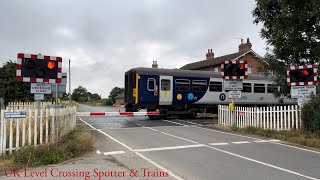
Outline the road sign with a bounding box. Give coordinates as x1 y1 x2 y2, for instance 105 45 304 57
223 80 243 90
228 91 241 99
31 83 52 94
34 94 44 100
290 85 316 98
4 112 26 118
219 93 226 101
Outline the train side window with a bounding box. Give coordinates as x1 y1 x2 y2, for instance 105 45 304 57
147 78 156 91
175 79 190 91
193 80 207 92
161 79 171 91
254 83 265 93
243 83 252 92
209 81 222 92
267 84 278 93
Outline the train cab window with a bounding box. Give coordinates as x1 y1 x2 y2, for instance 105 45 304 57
193 80 207 92
147 78 156 91
243 83 252 92
175 79 190 91
161 79 171 91
254 83 265 93
267 84 278 93
209 81 222 92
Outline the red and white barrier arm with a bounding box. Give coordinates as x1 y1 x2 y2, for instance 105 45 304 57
76 111 159 116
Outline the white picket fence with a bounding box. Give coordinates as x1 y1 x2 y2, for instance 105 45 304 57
0 102 77 155
218 105 301 130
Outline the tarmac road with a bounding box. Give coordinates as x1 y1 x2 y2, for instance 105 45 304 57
76 105 320 180
3 104 319 180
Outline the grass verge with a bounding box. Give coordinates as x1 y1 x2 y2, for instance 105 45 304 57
0 127 95 176
229 126 320 149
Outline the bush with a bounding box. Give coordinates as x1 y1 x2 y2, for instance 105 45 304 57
301 94 320 132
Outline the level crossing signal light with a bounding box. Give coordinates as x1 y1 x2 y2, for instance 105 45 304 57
16 53 62 83
221 60 248 79
287 65 318 86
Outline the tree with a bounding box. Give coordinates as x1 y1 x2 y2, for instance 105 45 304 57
71 86 89 102
252 0 320 97
253 0 320 65
108 87 124 102
0 61 33 103
90 93 101 101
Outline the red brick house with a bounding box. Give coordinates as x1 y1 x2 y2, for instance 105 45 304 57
180 38 265 74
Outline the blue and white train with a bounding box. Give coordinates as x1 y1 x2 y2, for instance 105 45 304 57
124 67 295 118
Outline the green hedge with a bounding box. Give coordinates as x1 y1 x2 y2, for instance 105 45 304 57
301 93 320 132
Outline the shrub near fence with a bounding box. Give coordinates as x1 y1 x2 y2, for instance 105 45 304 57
218 105 301 130
0 102 77 155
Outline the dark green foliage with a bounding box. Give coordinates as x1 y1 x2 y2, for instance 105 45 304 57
301 94 320 132
0 61 33 103
108 87 124 102
253 0 320 65
253 0 320 98
71 86 89 102
105 98 113 106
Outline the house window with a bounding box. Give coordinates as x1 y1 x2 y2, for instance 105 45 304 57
209 81 222 92
248 66 252 74
175 79 190 91
147 78 155 91
192 80 207 92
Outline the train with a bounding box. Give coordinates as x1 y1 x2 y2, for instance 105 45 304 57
124 67 296 119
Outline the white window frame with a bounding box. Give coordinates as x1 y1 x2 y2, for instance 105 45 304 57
147 78 156 91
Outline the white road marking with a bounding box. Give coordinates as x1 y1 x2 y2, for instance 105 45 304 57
254 140 270 143
134 144 205 152
194 126 261 140
78 117 184 180
103 151 126 156
209 143 229 146
192 126 320 155
156 125 319 180
96 150 101 154
178 120 198 125
161 132 198 144
206 146 319 180
232 141 251 144
269 139 281 142
145 127 159 132
135 152 184 180
162 120 187 126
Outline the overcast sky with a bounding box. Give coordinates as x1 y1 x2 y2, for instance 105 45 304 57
0 0 266 98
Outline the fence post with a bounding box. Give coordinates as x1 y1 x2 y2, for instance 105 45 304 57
45 109 49 144
28 108 32 145
0 109 4 155
50 108 55 143
280 106 283 130
283 106 287 130
34 108 38 146
295 105 299 129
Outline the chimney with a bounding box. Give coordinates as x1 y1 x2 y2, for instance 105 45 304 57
238 38 252 53
152 61 158 68
206 49 215 60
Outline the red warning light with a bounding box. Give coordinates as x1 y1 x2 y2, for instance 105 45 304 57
239 64 245 70
47 61 56 69
302 69 309 75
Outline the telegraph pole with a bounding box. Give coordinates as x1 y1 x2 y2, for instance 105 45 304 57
69 59 71 104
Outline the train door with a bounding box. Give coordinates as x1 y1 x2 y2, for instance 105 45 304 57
159 76 173 105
